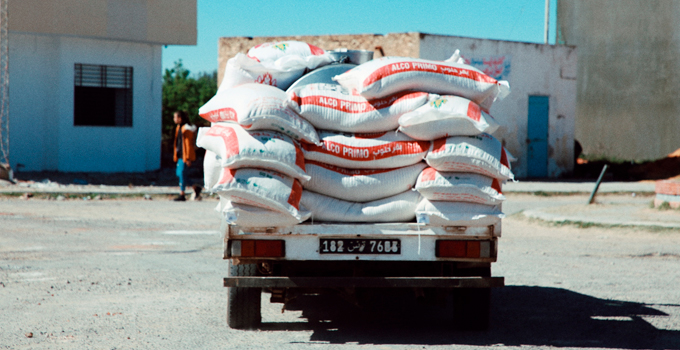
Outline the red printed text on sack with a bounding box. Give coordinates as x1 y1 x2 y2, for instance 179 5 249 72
364 61 497 88
200 107 238 123
304 140 429 161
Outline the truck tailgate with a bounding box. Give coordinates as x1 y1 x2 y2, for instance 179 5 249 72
223 222 500 262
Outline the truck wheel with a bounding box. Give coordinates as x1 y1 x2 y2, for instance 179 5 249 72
452 288 491 330
227 263 261 329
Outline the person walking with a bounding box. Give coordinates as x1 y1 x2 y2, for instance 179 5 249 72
172 111 197 201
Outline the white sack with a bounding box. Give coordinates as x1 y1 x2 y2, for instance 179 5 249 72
203 150 222 191
415 167 505 205
212 168 304 220
198 83 320 144
301 190 421 223
196 125 309 182
332 54 510 111
415 199 504 227
304 160 426 202
398 95 499 140
216 198 311 227
247 41 331 64
302 130 430 169
289 83 430 132
425 133 514 181
219 41 333 91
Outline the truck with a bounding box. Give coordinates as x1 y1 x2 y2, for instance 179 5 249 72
221 220 504 330
218 48 505 331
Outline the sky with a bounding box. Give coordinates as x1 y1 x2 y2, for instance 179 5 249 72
162 0 558 75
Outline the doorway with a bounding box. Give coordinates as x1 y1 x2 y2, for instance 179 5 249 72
527 95 549 178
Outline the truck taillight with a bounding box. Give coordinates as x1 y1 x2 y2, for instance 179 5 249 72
231 240 285 258
436 240 491 258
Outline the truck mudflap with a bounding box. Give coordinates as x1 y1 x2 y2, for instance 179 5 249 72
223 276 504 289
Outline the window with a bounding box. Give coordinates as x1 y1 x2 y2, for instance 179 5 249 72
74 64 133 127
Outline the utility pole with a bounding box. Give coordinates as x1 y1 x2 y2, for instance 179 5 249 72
0 0 9 180
544 0 550 44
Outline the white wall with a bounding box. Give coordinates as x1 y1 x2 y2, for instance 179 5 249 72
419 35 577 178
9 32 162 172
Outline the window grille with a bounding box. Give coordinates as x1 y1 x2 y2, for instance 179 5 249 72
74 63 133 127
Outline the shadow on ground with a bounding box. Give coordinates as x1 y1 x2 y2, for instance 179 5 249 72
260 286 679 349
10 150 207 187
12 167 204 187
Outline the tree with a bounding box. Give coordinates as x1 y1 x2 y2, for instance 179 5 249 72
162 60 217 138
161 60 217 166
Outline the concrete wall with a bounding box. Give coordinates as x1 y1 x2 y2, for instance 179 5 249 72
419 34 577 178
9 33 162 172
557 0 680 161
9 0 197 45
218 33 420 87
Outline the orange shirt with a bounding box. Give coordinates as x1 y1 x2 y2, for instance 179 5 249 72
173 124 197 164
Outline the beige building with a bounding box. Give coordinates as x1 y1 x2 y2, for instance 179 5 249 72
558 0 680 162
8 0 196 172
218 33 577 178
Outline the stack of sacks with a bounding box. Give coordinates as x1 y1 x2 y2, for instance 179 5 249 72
197 40 337 226
199 43 513 227
415 133 512 226
287 82 434 222
219 41 334 91
332 50 512 227
196 123 311 227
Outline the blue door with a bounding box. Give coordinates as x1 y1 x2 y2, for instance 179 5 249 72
527 96 549 178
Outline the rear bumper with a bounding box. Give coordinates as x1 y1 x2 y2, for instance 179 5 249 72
223 276 504 289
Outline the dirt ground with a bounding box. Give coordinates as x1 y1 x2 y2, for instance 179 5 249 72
0 194 678 349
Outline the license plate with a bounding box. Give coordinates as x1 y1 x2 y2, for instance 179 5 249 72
319 239 400 254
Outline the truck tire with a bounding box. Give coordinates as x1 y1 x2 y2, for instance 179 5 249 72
227 263 261 329
452 287 491 330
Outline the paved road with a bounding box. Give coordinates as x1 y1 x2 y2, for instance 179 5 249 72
0 194 679 349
